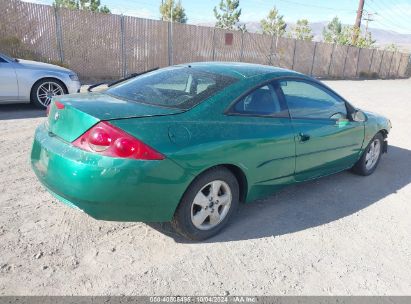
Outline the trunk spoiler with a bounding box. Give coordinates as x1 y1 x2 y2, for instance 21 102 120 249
87 67 159 92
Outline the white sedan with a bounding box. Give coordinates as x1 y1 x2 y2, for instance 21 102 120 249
0 53 81 109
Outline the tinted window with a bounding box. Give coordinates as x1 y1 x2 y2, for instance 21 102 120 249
0 57 7 63
279 80 347 119
106 67 237 109
232 84 285 116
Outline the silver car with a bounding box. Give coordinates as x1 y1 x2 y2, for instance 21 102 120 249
0 53 80 109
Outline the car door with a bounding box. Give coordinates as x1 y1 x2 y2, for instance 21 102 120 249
277 78 364 181
226 82 296 187
0 56 19 102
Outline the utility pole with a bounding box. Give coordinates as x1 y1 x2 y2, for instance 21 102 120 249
363 11 375 34
353 0 365 44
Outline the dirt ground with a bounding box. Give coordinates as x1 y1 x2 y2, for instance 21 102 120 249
0 78 410 295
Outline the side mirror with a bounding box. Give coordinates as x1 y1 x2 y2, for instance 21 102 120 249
352 110 366 122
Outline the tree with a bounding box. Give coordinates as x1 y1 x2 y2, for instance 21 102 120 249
322 16 342 43
160 0 187 23
338 26 375 48
385 43 399 52
53 0 110 13
353 29 375 48
322 16 375 48
53 0 77 10
289 19 313 41
260 7 287 37
237 23 247 33
214 0 242 30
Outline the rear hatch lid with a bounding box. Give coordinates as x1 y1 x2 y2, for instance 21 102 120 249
48 92 184 142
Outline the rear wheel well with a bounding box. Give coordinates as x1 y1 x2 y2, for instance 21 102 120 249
220 164 248 203
183 164 248 205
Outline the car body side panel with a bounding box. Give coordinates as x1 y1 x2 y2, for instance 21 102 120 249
362 110 391 150
0 61 19 102
292 118 365 181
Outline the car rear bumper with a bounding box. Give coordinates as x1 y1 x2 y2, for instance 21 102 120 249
30 123 192 222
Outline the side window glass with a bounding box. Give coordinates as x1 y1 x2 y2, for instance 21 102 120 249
0 57 7 63
279 80 347 119
232 84 284 116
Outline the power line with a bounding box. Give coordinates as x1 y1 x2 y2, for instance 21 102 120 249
365 1 411 33
276 0 356 12
367 0 411 29
377 0 411 25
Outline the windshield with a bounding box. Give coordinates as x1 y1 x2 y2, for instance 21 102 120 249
106 67 238 109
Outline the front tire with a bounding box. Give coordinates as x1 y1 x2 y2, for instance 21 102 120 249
172 167 239 241
352 133 384 176
30 78 67 109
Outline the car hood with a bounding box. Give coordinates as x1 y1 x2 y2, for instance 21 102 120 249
363 110 389 123
17 59 73 73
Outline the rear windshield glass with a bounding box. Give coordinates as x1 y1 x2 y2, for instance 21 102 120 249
106 67 238 109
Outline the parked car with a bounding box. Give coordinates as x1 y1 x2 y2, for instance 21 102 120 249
31 62 391 240
0 53 80 109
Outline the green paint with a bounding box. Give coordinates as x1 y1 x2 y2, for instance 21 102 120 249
31 63 391 222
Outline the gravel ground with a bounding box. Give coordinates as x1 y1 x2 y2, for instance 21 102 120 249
0 79 410 295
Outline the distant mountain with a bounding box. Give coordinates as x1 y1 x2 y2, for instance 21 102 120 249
197 21 411 52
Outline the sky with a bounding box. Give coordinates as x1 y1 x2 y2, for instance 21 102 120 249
25 0 411 34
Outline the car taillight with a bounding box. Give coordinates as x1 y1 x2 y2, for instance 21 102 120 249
55 101 65 109
72 121 164 160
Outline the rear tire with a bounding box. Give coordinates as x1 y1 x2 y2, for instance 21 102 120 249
30 78 67 109
352 133 384 176
172 167 239 241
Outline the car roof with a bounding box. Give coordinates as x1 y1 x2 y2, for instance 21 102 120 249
176 61 304 79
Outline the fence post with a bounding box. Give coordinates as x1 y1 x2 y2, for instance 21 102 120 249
309 42 317 76
327 44 335 76
268 34 275 65
240 31 244 62
355 47 361 77
291 39 297 70
120 15 126 77
212 28 216 61
388 51 395 78
53 6 64 63
396 53 404 77
342 46 349 78
168 22 173 66
368 48 375 74
378 51 385 77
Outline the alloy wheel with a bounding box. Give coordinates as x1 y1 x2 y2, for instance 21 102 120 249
190 180 232 230
365 139 381 170
36 82 64 107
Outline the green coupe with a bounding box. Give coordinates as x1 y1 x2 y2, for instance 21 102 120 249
31 62 391 240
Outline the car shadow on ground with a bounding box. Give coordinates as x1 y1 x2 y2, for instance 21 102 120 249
0 104 45 120
149 145 411 243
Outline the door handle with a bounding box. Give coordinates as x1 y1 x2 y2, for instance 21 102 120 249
299 132 310 142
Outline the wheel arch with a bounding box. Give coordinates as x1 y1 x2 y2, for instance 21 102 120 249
379 129 388 139
30 76 68 98
188 164 248 204
220 164 248 203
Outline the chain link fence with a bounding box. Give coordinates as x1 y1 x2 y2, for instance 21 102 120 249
1 0 410 81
